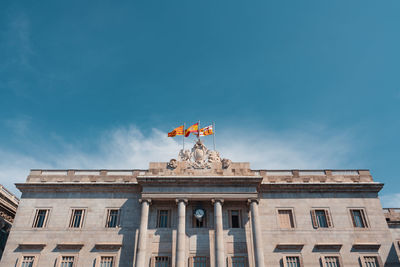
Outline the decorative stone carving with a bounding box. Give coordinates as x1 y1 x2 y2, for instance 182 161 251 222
167 159 178 169
170 140 228 169
207 150 221 163
178 149 191 162
222 158 231 169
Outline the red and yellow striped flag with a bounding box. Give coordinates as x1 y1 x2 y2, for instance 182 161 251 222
184 123 199 137
168 125 184 137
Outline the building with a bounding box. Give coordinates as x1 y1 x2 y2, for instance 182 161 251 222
383 208 400 264
1 140 399 266
0 184 19 260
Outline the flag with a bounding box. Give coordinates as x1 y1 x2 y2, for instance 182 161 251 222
195 125 213 136
184 123 199 137
168 125 184 137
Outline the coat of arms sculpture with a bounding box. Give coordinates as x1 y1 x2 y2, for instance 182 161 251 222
168 140 230 169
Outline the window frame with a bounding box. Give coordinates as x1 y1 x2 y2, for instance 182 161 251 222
105 208 121 228
282 255 303 267
360 255 383 267
349 208 369 229
32 208 51 228
320 255 343 267
157 209 171 228
151 256 171 267
57 254 78 267
18 254 39 267
310 208 333 229
68 208 87 229
227 256 249 267
276 208 296 229
228 209 242 229
95 255 117 267
189 256 210 267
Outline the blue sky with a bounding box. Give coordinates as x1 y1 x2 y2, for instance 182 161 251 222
0 1 399 206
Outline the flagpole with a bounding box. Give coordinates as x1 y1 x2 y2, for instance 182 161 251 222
213 121 216 151
198 120 200 141
183 123 185 151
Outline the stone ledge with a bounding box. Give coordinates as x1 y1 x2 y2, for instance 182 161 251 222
18 243 46 250
94 243 122 251
314 243 342 251
56 243 84 250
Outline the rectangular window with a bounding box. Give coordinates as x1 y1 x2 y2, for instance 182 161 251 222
69 209 85 228
350 209 368 228
311 209 332 228
106 209 120 228
32 209 49 228
100 256 114 267
278 209 295 229
60 256 75 267
192 256 209 267
21 256 35 267
231 256 248 267
284 256 301 267
157 210 170 228
230 210 241 228
323 256 340 267
362 256 380 267
154 256 170 267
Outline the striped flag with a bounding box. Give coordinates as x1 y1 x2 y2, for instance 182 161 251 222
195 125 213 137
168 125 184 137
184 123 199 137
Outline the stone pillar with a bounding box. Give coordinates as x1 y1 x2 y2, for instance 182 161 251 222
213 199 225 267
135 199 151 267
176 199 187 267
249 199 265 267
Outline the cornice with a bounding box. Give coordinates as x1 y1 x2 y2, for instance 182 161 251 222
137 175 263 186
15 183 141 193
260 182 384 193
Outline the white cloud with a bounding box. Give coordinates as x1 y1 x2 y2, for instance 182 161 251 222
380 193 400 208
0 125 357 196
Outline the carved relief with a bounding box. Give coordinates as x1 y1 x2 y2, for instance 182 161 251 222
222 158 231 169
167 159 178 169
170 140 229 169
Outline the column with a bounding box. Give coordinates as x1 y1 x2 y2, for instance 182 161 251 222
135 199 151 267
249 199 265 267
176 199 187 267
213 199 225 267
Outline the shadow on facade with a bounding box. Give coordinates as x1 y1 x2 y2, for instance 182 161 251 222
383 243 400 266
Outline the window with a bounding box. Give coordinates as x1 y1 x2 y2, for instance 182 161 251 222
361 256 381 267
20 256 35 267
32 209 49 228
311 209 332 228
283 256 302 267
106 209 120 228
350 209 368 228
157 210 170 228
60 256 75 267
278 209 295 229
191 256 209 267
69 209 85 228
230 256 248 267
229 210 241 228
323 256 341 267
100 256 114 267
153 256 170 267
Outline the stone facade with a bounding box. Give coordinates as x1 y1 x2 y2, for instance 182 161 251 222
1 141 399 267
0 184 19 260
